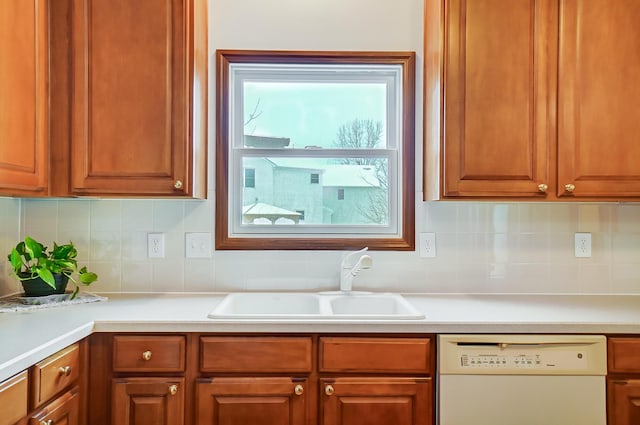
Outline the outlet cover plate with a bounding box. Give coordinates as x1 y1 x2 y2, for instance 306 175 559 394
419 232 436 258
148 233 165 258
575 232 592 258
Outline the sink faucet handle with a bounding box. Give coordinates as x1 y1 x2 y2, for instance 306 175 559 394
342 247 369 268
339 247 371 293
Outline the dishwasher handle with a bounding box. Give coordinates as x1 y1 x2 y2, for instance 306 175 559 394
455 341 602 350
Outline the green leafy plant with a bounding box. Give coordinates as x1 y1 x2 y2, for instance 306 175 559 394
8 236 98 299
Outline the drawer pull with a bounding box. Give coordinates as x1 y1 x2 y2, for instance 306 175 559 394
142 350 152 361
564 183 575 192
58 366 72 376
169 385 178 395
325 384 334 396
294 384 304 396
174 180 183 190
40 420 53 425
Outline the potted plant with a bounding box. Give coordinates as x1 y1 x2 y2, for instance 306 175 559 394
7 236 98 299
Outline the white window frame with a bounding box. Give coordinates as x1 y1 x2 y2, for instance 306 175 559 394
215 51 416 251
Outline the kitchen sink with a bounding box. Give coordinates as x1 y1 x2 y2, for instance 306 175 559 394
207 292 424 320
209 292 326 318
329 293 424 319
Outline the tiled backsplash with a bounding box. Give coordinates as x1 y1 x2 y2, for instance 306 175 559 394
1 196 638 297
1 0 639 297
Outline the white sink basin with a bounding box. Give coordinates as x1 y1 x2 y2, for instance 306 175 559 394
209 293 326 318
329 293 425 320
207 292 424 320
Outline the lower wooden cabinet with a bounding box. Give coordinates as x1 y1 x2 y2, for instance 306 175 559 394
30 386 80 425
608 379 640 425
320 378 431 425
608 337 640 425
196 377 308 425
89 333 435 425
0 341 85 425
0 371 28 425
112 378 185 425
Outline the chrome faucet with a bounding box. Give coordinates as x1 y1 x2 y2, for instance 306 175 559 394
339 247 373 292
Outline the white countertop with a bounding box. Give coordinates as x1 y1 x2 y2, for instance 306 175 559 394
2 292 640 382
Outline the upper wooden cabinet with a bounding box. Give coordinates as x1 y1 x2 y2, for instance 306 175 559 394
59 0 207 197
557 0 640 198
0 0 49 196
425 0 640 200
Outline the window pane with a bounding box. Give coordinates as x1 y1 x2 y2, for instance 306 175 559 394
241 157 389 225
244 168 255 188
243 82 388 149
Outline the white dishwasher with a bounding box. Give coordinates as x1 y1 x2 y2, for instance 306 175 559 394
438 334 607 425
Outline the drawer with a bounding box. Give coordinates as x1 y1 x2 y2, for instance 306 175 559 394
113 335 186 372
609 338 640 373
30 386 80 425
200 336 313 373
32 343 80 408
0 370 28 425
319 337 431 374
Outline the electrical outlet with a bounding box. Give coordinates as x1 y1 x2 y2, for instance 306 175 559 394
575 233 592 258
148 233 165 258
185 232 212 258
419 232 436 258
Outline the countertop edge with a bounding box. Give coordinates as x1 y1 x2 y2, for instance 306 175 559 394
3 292 640 382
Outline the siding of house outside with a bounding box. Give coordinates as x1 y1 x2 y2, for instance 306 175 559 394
243 158 276 205
273 166 324 223
323 186 385 224
242 157 383 225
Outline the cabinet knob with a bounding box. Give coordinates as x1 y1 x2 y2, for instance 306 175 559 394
537 183 548 192
58 366 71 377
142 351 152 361
174 180 183 190
169 385 178 396
564 183 576 192
325 384 334 396
40 421 53 425
294 384 304 396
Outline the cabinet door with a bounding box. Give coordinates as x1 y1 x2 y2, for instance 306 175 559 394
608 379 640 425
320 378 431 425
69 0 206 197
558 0 640 198
30 387 80 425
196 377 307 425
0 0 49 196
443 0 556 197
0 371 28 425
112 378 184 425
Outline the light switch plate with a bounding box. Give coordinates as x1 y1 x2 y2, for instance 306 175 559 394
186 232 212 258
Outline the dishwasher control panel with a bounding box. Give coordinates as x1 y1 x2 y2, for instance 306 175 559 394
438 335 607 375
459 349 587 371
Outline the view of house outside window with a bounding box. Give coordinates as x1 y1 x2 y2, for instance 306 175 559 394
216 50 415 250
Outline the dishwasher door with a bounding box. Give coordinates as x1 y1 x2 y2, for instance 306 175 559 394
438 334 607 425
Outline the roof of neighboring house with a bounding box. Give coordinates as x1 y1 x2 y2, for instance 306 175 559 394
267 158 325 171
244 157 382 187
322 165 381 188
244 135 291 148
242 202 302 217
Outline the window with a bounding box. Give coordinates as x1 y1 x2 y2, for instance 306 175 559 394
216 50 416 250
244 168 255 188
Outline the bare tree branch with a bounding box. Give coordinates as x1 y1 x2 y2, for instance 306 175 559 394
244 98 263 127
